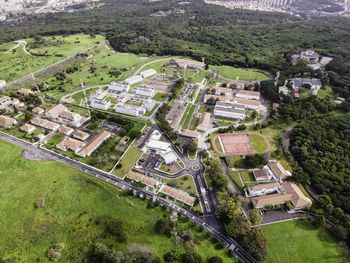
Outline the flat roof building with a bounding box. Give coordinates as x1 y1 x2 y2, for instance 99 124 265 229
134 86 156 97
140 69 157 79
108 82 130 93
124 75 143 85
234 98 261 111
214 101 245 120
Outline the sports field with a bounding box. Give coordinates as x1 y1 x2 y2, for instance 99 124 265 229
263 220 349 263
0 139 235 262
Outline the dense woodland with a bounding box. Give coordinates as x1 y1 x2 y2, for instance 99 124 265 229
290 115 350 243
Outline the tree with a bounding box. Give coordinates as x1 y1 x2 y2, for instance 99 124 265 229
181 252 202 263
89 243 123 263
249 208 262 225
154 219 173 237
47 243 65 262
106 220 127 243
207 256 223 263
24 112 33 121
314 214 326 228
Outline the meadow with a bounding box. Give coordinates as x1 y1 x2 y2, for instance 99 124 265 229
210 65 269 81
0 139 235 262
263 220 349 263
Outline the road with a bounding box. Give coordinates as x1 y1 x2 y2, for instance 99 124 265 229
132 57 176 76
0 130 257 263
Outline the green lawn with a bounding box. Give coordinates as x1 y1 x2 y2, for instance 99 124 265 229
113 144 143 178
228 171 244 194
250 134 268 153
214 136 224 154
239 170 254 182
0 139 235 262
210 65 269 81
152 92 169 102
317 86 334 100
263 220 349 263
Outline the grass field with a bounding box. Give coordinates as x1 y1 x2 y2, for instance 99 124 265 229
113 144 143 178
228 171 244 194
0 139 235 262
0 34 102 82
263 220 349 263
210 65 269 81
250 134 268 153
317 86 334 100
152 92 169 101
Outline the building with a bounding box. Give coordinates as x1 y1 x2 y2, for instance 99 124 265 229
59 125 74 136
45 104 86 127
267 160 291 182
248 182 281 197
76 131 111 158
234 98 261 111
173 59 205 71
108 82 130 93
17 88 33 96
300 50 320 64
291 50 320 65
0 96 25 112
115 103 146 117
140 69 157 79
126 171 159 189
235 90 260 100
124 75 143 86
143 99 156 111
291 78 322 95
143 130 178 165
89 89 111 110
214 101 245 120
0 115 17 128
31 117 59 131
159 184 196 207
204 94 229 103
250 182 312 210
197 112 211 132
56 137 84 153
32 107 45 115
72 130 90 141
0 80 6 90
215 87 233 97
181 129 201 140
278 86 289 96
253 169 275 182
134 86 156 97
20 123 36 134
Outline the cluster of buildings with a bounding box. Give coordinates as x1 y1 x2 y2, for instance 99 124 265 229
142 130 178 165
89 77 158 117
205 86 262 120
279 78 323 98
0 95 25 113
246 160 312 211
126 170 196 207
167 58 205 71
291 50 320 65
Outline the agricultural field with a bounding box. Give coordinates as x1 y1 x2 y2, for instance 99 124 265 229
263 220 349 263
210 65 269 81
0 140 235 262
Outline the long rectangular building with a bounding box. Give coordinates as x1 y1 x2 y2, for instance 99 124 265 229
214 101 245 120
76 131 111 157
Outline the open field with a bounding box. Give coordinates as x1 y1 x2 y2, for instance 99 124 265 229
113 144 143 178
0 139 235 262
250 134 268 153
0 34 102 82
263 220 349 263
210 65 269 81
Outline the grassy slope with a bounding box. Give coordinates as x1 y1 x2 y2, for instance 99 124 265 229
210 65 269 81
0 139 235 262
263 220 349 263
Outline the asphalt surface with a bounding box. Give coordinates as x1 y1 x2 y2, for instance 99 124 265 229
0 131 257 263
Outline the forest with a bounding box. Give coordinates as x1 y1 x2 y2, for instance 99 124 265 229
290 115 350 243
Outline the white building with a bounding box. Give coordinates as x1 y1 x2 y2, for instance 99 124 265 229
134 86 156 97
235 90 261 100
143 130 178 165
124 75 143 85
115 103 146 117
247 182 281 197
143 99 156 111
140 69 157 78
214 101 245 120
89 89 111 110
278 86 289 96
108 82 130 93
291 78 322 95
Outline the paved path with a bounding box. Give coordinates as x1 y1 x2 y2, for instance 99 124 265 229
6 40 31 56
132 57 175 76
0 130 257 263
